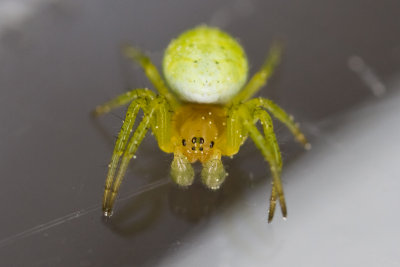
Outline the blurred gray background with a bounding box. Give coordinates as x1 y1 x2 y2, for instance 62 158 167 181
0 0 399 266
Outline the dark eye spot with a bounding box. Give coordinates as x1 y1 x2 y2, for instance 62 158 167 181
192 137 197 144
182 139 186 146
199 147 203 151
199 137 204 144
192 146 196 151
210 141 214 148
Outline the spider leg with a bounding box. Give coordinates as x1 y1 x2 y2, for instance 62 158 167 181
268 184 278 223
102 96 156 216
124 45 179 108
224 105 247 156
240 107 287 220
230 42 282 104
92 88 155 116
253 109 282 168
150 97 174 153
247 98 310 149
253 108 283 222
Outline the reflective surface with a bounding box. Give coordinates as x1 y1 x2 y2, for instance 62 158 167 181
0 0 399 266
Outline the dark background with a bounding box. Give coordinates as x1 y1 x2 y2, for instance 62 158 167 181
0 0 399 266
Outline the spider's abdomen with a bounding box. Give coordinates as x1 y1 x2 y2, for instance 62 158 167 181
163 26 248 104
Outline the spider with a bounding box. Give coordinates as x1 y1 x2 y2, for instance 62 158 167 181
93 25 310 222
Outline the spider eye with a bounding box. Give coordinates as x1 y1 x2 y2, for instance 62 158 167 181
199 137 204 144
210 141 214 148
192 137 197 144
182 139 186 146
192 146 196 151
199 147 203 151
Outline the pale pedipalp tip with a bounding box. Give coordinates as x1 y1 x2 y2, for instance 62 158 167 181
304 143 312 150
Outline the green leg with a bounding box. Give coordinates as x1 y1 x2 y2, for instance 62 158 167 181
103 108 155 216
240 109 287 220
268 184 278 223
230 43 282 104
124 46 179 108
247 97 310 149
253 108 283 222
93 88 155 116
253 108 282 169
225 106 247 156
151 97 174 153
102 97 154 216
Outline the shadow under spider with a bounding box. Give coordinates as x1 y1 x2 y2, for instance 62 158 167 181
102 153 267 238
103 185 165 237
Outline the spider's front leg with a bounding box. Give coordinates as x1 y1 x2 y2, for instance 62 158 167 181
247 98 310 149
100 94 161 217
229 105 287 221
246 113 287 220
252 108 283 222
92 88 155 116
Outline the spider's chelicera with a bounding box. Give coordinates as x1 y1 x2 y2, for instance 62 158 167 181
94 26 310 222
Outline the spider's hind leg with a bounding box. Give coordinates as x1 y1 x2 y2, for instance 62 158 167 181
124 46 179 108
230 42 282 104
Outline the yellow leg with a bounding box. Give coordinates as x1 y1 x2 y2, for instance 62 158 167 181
102 96 154 216
226 104 286 221
92 88 155 116
247 97 310 149
240 109 287 220
230 42 282 104
103 107 156 216
253 108 282 168
253 108 283 222
224 105 247 156
124 46 179 108
151 97 174 153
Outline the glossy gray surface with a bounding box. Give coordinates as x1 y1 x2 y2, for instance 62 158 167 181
0 0 399 266
160 80 400 267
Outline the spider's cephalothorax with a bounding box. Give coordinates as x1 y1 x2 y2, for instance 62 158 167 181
170 104 229 190
94 26 309 222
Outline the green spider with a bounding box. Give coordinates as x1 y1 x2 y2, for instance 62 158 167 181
94 25 309 222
